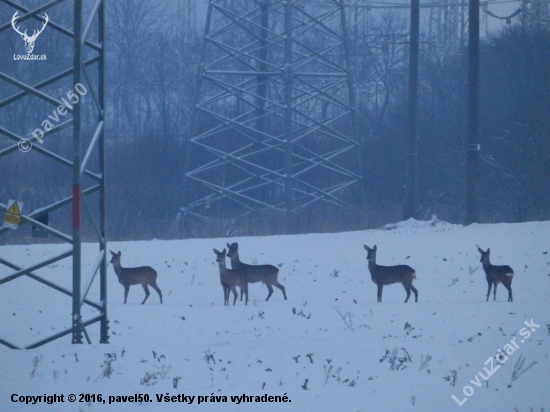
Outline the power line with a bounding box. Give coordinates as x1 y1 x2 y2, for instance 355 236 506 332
481 0 528 22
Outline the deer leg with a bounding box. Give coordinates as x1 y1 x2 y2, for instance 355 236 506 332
243 284 249 305
377 284 383 303
493 283 497 301
222 285 228 306
150 281 163 304
274 281 287 300
141 284 150 304
503 282 513 302
240 288 244 301
266 283 274 301
231 286 238 305
409 284 418 303
124 285 130 304
403 284 411 303
486 281 492 301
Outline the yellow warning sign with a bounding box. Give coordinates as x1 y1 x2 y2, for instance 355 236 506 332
4 214 20 226
6 201 20 215
3 199 24 230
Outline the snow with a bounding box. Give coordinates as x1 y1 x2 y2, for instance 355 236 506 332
1 219 549 411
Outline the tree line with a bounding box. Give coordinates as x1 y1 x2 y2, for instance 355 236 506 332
0 0 548 242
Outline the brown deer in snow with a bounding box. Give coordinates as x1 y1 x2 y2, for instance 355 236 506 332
226 242 287 301
109 250 162 304
214 248 248 306
364 245 418 303
477 247 514 302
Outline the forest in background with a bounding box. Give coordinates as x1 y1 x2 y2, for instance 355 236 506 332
0 0 549 242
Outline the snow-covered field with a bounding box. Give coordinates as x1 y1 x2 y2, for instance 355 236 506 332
1 219 549 411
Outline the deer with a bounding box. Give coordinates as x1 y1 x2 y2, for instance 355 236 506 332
364 245 418 303
109 250 162 304
226 242 287 301
477 247 514 302
11 11 49 54
214 248 248 306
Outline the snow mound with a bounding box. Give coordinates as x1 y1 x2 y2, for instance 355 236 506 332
379 215 457 231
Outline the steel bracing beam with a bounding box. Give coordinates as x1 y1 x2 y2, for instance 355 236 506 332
183 0 364 227
0 0 107 348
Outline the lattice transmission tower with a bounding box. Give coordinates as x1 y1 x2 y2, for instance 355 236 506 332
182 0 364 232
530 0 550 23
0 0 107 348
428 0 467 46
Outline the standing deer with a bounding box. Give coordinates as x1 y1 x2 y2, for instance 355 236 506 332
477 247 513 302
364 245 418 303
214 248 248 306
226 242 287 301
109 250 162 304
11 11 49 54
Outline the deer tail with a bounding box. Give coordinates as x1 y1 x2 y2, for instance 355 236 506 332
412 271 417 280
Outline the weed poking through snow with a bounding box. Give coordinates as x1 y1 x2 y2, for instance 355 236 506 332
323 359 360 386
511 355 537 382
419 354 432 372
96 352 116 381
444 369 458 387
30 355 43 379
337 310 370 331
140 364 171 386
380 348 412 371
292 306 311 319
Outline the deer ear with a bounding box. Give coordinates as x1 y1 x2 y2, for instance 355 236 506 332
477 247 484 254
373 245 377 251
226 243 231 248
364 245 369 251
223 248 227 254
213 248 219 254
109 250 115 256
117 251 121 256
487 248 490 254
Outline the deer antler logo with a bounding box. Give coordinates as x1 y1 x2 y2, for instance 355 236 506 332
11 11 49 54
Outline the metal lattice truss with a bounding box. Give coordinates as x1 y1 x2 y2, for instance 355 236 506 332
184 0 363 222
0 0 107 348
428 0 467 45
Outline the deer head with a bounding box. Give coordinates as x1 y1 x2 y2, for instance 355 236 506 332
213 248 228 266
226 242 238 258
477 246 491 264
364 244 377 261
12 11 49 54
109 250 121 264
